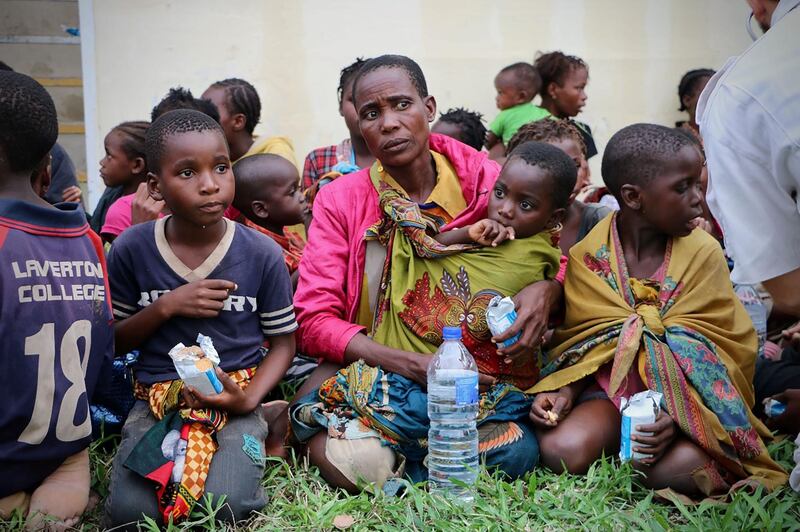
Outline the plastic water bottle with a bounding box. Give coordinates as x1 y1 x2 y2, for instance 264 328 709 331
427 326 479 504
734 284 767 358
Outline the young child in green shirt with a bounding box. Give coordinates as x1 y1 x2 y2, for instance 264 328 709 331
485 62 550 160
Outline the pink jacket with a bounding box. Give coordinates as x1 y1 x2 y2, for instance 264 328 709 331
295 134 500 362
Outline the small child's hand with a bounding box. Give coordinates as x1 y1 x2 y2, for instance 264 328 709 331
61 185 83 203
181 367 255 415
160 279 236 319
468 219 515 247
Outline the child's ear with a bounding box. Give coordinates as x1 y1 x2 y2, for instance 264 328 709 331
251 200 270 220
131 156 146 176
546 208 567 230
619 184 643 211
231 113 247 133
547 81 559 100
147 172 163 201
424 95 437 123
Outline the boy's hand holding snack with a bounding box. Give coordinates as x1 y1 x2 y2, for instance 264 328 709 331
182 366 256 415
530 387 575 428
468 218 515 247
159 279 236 319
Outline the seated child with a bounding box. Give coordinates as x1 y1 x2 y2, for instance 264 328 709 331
98 121 159 243
485 62 549 160
0 71 113 529
232 154 308 287
431 107 487 151
202 78 296 165
533 51 597 159
529 124 787 499
506 118 611 254
302 58 375 193
103 110 297 527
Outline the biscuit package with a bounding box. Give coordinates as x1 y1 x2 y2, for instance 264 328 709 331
168 333 223 396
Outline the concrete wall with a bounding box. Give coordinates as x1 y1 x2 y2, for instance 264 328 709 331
1 0 86 182
80 0 753 208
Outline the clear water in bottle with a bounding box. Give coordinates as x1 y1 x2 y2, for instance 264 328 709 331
427 326 479 504
734 284 767 358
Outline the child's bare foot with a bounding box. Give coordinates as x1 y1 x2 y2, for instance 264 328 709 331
263 400 290 460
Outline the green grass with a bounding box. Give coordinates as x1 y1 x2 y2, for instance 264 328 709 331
4 436 798 531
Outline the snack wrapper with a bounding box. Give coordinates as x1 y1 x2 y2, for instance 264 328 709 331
763 398 787 418
619 390 662 461
168 334 223 396
486 296 521 349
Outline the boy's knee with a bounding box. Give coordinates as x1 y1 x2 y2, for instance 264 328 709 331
540 431 599 475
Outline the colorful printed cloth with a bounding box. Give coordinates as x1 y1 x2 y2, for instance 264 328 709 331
243 218 305 273
532 213 787 495
124 368 255 523
366 162 561 389
290 360 538 482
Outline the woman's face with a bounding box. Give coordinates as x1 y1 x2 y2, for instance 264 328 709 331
353 67 436 169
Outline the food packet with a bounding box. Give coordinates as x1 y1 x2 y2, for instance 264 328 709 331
486 296 521 349
168 333 223 396
619 390 662 461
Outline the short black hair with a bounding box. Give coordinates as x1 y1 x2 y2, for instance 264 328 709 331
506 141 577 209
0 61 13 71
232 153 295 210
0 71 58 173
506 118 586 157
146 109 225 173
601 123 697 198
338 57 371 105
352 54 428 105
678 68 715 111
151 87 220 123
533 51 588 98
498 62 541 97
207 78 261 135
437 108 487 151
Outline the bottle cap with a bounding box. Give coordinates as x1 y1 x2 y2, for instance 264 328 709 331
442 326 462 340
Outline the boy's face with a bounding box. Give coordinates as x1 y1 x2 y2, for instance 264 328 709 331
100 130 137 187
489 158 562 239
548 138 588 201
354 67 436 169
633 145 705 237
494 72 525 111
148 130 234 227
255 164 307 227
549 67 588 118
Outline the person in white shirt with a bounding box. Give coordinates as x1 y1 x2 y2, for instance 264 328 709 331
697 0 800 316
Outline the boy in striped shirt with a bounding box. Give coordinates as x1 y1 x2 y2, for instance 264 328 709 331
104 110 296 526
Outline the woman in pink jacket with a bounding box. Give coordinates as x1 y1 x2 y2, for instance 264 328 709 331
290 55 563 490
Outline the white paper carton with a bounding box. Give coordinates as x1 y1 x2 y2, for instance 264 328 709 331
619 390 662 461
486 296 521 349
168 333 223 396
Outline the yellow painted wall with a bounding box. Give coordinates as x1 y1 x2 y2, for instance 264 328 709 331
86 0 752 203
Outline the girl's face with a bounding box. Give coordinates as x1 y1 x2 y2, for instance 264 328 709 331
339 79 360 139
549 67 588 118
489 158 563 239
547 137 588 202
99 130 139 187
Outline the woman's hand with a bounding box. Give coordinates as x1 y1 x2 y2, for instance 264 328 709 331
181 367 255 415
495 279 563 365
631 411 677 465
468 219 515 247
390 351 496 391
780 321 800 349
529 388 574 428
